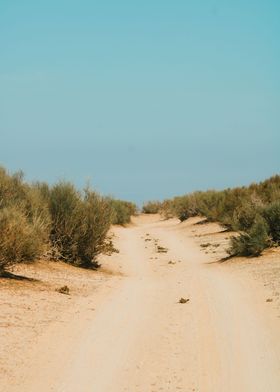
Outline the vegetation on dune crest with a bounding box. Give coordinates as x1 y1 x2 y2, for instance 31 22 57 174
142 201 162 214
0 206 46 271
0 168 50 273
228 216 270 257
261 201 280 244
47 182 114 268
1 164 279 271
159 175 280 257
0 167 136 274
109 198 137 225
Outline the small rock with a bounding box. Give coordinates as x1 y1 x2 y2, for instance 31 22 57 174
266 298 273 302
56 285 70 295
178 297 190 304
157 246 168 253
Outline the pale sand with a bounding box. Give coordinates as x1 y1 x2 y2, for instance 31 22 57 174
1 214 280 391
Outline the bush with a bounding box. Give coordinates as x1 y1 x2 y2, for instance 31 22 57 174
196 191 225 223
0 206 46 273
0 166 136 272
0 169 50 274
262 201 280 243
160 199 174 219
109 199 137 225
227 216 270 257
48 182 113 267
162 175 280 257
48 182 83 261
142 201 161 214
77 190 113 267
232 201 260 231
167 194 199 222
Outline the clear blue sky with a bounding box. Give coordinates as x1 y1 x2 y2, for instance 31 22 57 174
0 1 279 203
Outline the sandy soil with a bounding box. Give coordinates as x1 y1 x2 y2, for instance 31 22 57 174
1 214 280 391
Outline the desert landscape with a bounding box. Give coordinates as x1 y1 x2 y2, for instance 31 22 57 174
1 214 280 391
1 2 279 391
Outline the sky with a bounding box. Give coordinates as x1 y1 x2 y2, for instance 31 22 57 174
0 1 279 204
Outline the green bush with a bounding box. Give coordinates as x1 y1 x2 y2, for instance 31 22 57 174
109 199 137 225
227 217 270 257
0 166 137 272
166 194 199 222
196 191 225 223
0 169 50 274
48 182 113 267
160 199 174 219
262 201 280 243
48 182 83 261
0 206 46 273
162 174 280 257
142 201 161 214
76 190 114 267
232 201 260 231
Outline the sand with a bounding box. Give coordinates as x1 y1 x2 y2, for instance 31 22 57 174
1 214 280 391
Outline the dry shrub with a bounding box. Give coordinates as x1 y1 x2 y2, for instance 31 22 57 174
262 201 280 243
0 168 50 274
0 206 47 273
163 174 280 257
109 199 137 225
228 217 270 257
142 201 161 214
47 183 111 267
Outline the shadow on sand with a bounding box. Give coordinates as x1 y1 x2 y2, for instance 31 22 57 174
0 270 39 282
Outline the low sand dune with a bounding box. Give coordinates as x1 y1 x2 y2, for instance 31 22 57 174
1 214 280 391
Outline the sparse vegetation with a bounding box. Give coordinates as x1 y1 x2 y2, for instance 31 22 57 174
162 175 280 257
0 166 135 274
0 206 47 273
47 183 113 268
228 217 270 257
261 201 280 244
142 200 162 214
0 168 50 274
109 198 137 225
1 165 279 267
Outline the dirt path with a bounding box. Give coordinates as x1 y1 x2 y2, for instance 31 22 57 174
3 215 280 391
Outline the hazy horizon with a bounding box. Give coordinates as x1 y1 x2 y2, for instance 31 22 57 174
1 1 279 203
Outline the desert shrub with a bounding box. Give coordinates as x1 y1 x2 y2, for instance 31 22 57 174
77 189 113 267
163 174 280 256
0 168 50 228
0 168 26 209
48 182 114 267
109 199 137 225
253 175 280 203
48 181 83 261
168 194 199 222
232 201 260 231
227 216 270 257
200 188 250 229
142 200 161 214
160 199 174 219
172 197 190 222
0 206 46 273
0 169 50 273
0 166 136 272
262 201 280 243
196 190 225 222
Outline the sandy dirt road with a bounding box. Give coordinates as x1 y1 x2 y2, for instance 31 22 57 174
4 215 280 392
